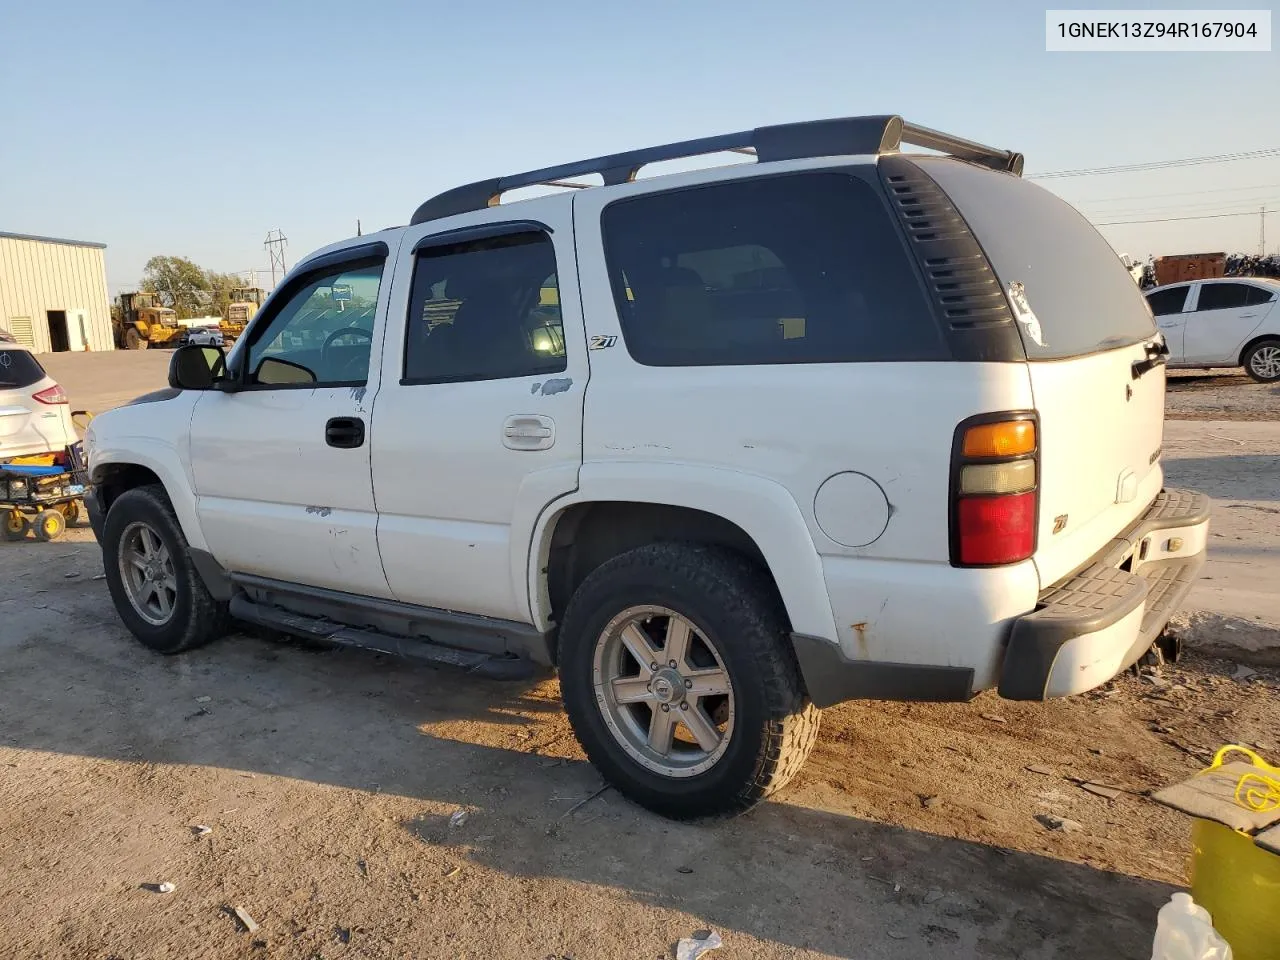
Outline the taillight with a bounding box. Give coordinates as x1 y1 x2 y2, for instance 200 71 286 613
32 384 68 405
951 415 1038 567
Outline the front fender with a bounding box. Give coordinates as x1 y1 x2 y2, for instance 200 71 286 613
525 462 839 643
86 396 206 552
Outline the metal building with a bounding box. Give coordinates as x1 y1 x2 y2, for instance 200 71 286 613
0 232 115 353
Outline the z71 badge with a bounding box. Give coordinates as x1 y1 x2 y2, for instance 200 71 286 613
588 335 618 350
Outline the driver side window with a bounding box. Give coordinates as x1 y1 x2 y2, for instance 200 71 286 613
245 260 384 387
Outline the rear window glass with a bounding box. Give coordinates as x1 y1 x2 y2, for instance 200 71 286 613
600 172 944 367
0 348 46 389
1146 286 1189 316
917 158 1156 360
1196 282 1276 311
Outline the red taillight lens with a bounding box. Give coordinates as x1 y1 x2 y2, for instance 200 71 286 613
952 415 1038 567
957 492 1036 566
32 384 68 405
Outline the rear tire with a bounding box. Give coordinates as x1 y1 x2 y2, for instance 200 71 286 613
101 484 230 654
559 543 819 819
1243 338 1280 383
3 511 28 542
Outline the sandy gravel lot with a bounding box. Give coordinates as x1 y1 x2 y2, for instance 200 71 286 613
0 352 1273 959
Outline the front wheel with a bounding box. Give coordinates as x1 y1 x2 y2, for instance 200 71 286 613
101 484 229 654
559 543 819 819
1244 339 1280 383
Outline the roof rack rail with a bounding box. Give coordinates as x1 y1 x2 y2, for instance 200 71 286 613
409 114 1023 226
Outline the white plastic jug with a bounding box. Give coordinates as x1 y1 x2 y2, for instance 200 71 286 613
1151 893 1233 960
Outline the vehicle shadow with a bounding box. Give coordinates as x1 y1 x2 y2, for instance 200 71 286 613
0 539 1177 957
1163 454 1280 502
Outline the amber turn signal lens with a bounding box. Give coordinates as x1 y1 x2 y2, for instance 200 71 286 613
962 420 1036 459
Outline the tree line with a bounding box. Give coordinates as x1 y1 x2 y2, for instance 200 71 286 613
138 255 250 319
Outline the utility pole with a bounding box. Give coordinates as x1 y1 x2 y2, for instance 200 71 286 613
1261 205 1267 256
357 219 362 237
264 229 289 287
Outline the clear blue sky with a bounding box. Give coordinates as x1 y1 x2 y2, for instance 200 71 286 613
3 0 1277 295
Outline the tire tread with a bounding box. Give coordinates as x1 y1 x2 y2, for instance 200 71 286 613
560 542 819 818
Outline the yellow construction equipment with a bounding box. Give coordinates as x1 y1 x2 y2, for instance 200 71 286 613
220 287 266 344
113 292 182 350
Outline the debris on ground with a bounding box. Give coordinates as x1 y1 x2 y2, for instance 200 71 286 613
195 696 212 703
1026 764 1056 776
1233 664 1258 681
146 882 176 894
923 889 944 904
449 809 469 828
560 784 611 819
444 866 460 878
920 795 941 809
675 929 723 960
192 825 212 836
1036 814 1084 834
231 906 259 933
1078 782 1123 800
980 713 1007 724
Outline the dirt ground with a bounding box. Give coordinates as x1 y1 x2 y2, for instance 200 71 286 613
1165 369 1279 421
0 352 1275 959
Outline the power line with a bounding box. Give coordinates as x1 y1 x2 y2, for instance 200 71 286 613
1072 182 1280 204
1078 196 1280 217
1094 209 1272 226
1030 147 1280 180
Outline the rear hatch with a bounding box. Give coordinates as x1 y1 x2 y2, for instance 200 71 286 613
0 348 60 458
917 157 1166 589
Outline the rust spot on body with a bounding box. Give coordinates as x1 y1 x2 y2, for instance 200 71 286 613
852 622 869 657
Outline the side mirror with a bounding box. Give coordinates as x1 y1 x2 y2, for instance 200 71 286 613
169 345 226 390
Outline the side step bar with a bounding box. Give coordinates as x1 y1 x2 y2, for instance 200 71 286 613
228 576 550 680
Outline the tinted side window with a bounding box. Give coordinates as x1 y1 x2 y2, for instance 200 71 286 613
600 173 944 366
1196 283 1255 312
245 261 384 386
1243 285 1277 307
1146 287 1189 317
404 232 566 384
0 348 46 389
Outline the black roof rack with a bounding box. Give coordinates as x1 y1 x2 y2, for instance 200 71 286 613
410 114 1023 226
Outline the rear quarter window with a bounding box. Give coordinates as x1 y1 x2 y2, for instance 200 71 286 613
0 349 47 389
916 158 1156 360
600 172 945 367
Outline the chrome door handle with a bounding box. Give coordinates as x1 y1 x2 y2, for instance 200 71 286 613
1239 313 1257 319
503 415 555 451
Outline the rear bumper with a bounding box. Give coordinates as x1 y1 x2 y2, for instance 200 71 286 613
999 488 1211 700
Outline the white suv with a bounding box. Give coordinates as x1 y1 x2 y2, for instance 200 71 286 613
1145 277 1280 382
0 344 78 460
84 115 1210 818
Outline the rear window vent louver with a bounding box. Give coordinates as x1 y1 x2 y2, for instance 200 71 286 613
878 158 1020 358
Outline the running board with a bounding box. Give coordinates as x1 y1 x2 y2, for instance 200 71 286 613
229 592 541 680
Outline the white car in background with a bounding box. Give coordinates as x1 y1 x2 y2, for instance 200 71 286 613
0 344 77 460
183 327 225 348
1145 277 1280 382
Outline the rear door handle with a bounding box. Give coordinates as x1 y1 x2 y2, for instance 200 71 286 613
325 416 365 449
1239 313 1257 319
503 415 555 451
